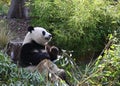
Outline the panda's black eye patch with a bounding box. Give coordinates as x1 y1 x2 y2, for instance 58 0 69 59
42 31 46 36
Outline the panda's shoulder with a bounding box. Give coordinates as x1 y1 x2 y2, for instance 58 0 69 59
22 43 36 50
22 42 45 50
22 41 38 48
22 43 33 47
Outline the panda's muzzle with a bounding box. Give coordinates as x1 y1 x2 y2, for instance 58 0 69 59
45 35 52 40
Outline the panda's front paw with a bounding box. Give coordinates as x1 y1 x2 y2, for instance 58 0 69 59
50 46 59 55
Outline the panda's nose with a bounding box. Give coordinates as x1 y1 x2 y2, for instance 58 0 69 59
49 34 52 38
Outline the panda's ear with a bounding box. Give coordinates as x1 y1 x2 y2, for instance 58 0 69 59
28 26 34 33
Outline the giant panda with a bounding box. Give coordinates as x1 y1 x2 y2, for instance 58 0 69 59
19 26 70 85
19 26 59 68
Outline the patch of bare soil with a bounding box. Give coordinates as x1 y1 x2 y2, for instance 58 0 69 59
7 19 30 42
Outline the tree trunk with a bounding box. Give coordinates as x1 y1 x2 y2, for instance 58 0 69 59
7 0 29 19
6 40 22 63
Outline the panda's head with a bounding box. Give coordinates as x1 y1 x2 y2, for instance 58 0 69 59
23 26 52 45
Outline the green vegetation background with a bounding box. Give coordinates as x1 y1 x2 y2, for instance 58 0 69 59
30 0 120 58
0 0 120 85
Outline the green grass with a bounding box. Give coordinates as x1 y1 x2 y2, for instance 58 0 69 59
0 20 13 49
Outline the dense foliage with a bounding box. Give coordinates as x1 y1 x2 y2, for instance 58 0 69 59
0 0 9 15
30 0 120 57
0 52 51 86
0 41 120 85
0 0 120 85
78 43 120 86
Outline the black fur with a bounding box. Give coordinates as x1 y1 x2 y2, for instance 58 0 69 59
28 26 34 33
47 46 58 61
19 40 50 67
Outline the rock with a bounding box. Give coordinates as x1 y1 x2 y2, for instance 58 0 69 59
35 59 69 85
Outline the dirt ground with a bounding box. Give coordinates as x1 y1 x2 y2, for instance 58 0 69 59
7 19 30 42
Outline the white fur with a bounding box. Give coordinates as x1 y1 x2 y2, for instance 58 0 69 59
23 27 52 45
41 49 47 53
33 49 47 53
25 66 36 72
33 49 39 53
23 32 32 45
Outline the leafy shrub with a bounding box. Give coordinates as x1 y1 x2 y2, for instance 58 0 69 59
0 1 9 15
0 52 70 86
51 38 120 86
30 0 120 58
77 42 120 86
0 52 48 85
